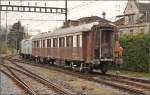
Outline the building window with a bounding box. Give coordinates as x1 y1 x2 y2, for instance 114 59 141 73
130 29 133 35
53 38 58 47
76 35 80 47
59 37 65 47
141 28 145 32
47 39 51 48
130 5 132 8
66 36 73 47
128 15 134 24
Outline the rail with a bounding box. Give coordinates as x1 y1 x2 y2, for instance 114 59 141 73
8 58 150 95
4 63 73 95
0 66 36 95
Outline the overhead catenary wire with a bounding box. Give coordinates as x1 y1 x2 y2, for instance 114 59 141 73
2 1 104 32
27 1 62 29
7 1 97 30
31 1 97 30
18 19 64 22
1 1 62 31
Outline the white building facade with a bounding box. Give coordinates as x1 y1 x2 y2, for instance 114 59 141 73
116 0 150 36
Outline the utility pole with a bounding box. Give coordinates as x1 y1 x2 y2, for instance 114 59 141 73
65 0 68 22
5 12 8 47
27 24 29 37
147 10 150 94
0 0 1 43
15 38 17 51
0 1 1 92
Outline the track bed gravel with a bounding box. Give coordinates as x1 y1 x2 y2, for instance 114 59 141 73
13 61 131 95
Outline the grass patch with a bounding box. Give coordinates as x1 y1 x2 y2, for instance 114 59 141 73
108 69 149 79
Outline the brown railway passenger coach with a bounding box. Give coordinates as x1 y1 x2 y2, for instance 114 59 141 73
31 22 123 74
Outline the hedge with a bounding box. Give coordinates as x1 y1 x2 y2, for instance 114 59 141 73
119 33 149 72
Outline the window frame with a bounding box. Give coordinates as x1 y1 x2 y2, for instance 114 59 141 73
66 36 73 47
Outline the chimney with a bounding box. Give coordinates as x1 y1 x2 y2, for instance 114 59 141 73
63 20 80 28
68 20 80 26
102 11 106 19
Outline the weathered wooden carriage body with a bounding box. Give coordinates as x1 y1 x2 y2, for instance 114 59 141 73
31 22 120 73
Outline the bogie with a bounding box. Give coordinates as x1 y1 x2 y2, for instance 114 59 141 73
100 63 108 74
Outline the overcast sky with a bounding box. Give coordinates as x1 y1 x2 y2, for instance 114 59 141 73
0 0 148 34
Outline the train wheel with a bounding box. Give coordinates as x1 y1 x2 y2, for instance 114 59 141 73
82 68 90 74
35 57 38 64
22 54 24 58
37 57 41 64
79 63 83 72
71 62 76 72
81 63 93 74
100 63 108 74
50 59 55 65
43 58 47 64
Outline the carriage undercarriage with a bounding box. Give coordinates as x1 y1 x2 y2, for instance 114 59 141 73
22 55 113 74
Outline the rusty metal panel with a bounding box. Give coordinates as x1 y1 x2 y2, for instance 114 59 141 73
34 47 83 61
82 31 94 62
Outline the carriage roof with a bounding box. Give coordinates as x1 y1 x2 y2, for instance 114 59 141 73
32 22 99 40
32 22 116 40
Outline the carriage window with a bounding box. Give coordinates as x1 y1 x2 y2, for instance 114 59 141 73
76 35 80 47
66 36 73 47
53 38 58 47
106 32 111 43
35 41 39 48
59 37 65 47
37 41 40 48
35 41 37 48
42 40 45 48
101 30 112 45
41 40 42 48
47 39 51 47
33 41 36 48
95 31 100 46
32 41 34 47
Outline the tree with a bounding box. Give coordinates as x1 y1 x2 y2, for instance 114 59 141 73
7 21 25 50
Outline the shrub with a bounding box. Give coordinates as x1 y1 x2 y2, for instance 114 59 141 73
119 33 149 72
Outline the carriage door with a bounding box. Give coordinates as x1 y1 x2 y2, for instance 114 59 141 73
95 28 113 59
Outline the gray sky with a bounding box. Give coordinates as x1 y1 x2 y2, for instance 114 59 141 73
0 1 134 34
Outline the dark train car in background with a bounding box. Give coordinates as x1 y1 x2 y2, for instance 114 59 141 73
31 21 122 74
20 37 32 59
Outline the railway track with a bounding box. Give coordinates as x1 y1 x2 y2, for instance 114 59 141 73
0 65 36 95
36 65 149 95
9 58 149 95
1 62 73 95
0 57 35 94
